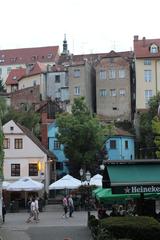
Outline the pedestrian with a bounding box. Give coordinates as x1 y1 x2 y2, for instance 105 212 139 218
2 201 6 223
68 194 74 217
62 195 68 218
35 196 40 221
26 197 38 223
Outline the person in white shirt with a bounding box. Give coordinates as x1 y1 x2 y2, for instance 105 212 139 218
35 197 39 221
26 198 38 223
68 195 74 217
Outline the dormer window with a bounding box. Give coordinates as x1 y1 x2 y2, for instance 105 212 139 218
150 44 159 53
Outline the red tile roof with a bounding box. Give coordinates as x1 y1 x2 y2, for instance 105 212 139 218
6 68 26 85
134 36 160 58
0 46 60 65
6 62 47 85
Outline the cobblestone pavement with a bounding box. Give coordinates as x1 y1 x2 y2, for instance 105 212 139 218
0 205 94 240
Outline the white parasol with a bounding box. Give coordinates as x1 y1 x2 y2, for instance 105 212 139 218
49 174 81 190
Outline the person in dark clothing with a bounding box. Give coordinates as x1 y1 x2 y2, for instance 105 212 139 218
98 204 108 219
2 201 6 223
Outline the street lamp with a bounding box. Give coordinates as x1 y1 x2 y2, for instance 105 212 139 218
79 168 84 183
85 170 91 221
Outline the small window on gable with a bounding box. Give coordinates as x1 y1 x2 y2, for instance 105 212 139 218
150 44 159 53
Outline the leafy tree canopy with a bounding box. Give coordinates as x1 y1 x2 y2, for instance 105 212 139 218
56 97 110 175
139 92 160 158
0 97 40 137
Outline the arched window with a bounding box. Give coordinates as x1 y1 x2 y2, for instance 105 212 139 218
150 44 159 53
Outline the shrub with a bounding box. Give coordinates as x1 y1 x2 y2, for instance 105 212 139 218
99 216 160 240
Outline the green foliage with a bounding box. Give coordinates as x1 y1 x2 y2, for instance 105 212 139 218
138 92 160 158
100 216 160 240
56 97 108 173
0 126 4 178
0 79 5 92
2 108 40 137
152 116 160 157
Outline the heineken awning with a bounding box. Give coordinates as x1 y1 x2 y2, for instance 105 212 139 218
103 161 160 194
95 188 160 202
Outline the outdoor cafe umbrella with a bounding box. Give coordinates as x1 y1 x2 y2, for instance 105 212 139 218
6 177 44 206
49 174 81 190
6 177 44 191
2 181 10 190
90 174 102 187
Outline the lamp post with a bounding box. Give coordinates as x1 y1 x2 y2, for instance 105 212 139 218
85 170 91 221
79 168 84 183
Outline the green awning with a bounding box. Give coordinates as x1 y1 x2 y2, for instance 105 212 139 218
107 164 160 186
92 187 102 197
95 188 160 202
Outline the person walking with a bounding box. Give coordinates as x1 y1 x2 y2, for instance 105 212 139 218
26 197 38 223
62 195 68 218
2 201 6 223
68 194 74 217
35 196 40 221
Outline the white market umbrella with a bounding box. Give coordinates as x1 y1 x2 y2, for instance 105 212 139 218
2 181 10 190
90 174 102 187
49 174 81 190
6 177 44 191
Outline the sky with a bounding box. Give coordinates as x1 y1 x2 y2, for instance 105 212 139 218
1 0 160 55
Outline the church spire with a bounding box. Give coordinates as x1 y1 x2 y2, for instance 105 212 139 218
61 34 69 56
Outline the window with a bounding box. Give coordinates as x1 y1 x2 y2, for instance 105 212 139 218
55 75 60 83
74 86 80 95
144 70 152 82
150 44 158 53
33 80 36 86
125 140 128 149
11 164 20 176
144 59 151 65
145 90 153 105
119 89 126 96
29 163 38 176
54 140 60 149
110 89 116 96
99 89 107 97
110 140 116 149
14 138 23 149
99 70 106 80
109 69 116 79
74 69 80 78
4 138 10 149
118 69 125 78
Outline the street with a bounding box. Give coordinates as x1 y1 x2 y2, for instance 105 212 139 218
0 204 93 240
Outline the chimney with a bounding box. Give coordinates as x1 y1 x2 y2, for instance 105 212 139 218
142 37 146 47
134 35 139 41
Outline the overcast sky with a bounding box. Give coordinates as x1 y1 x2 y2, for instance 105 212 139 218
1 0 160 54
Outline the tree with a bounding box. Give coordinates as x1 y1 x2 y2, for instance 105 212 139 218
138 92 160 158
56 97 108 176
152 116 160 158
0 97 40 137
0 98 4 179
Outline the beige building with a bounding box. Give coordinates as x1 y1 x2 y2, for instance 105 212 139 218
96 51 133 121
68 60 95 113
134 35 160 112
3 120 55 193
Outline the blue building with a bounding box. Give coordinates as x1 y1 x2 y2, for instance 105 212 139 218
105 128 135 160
48 122 69 178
